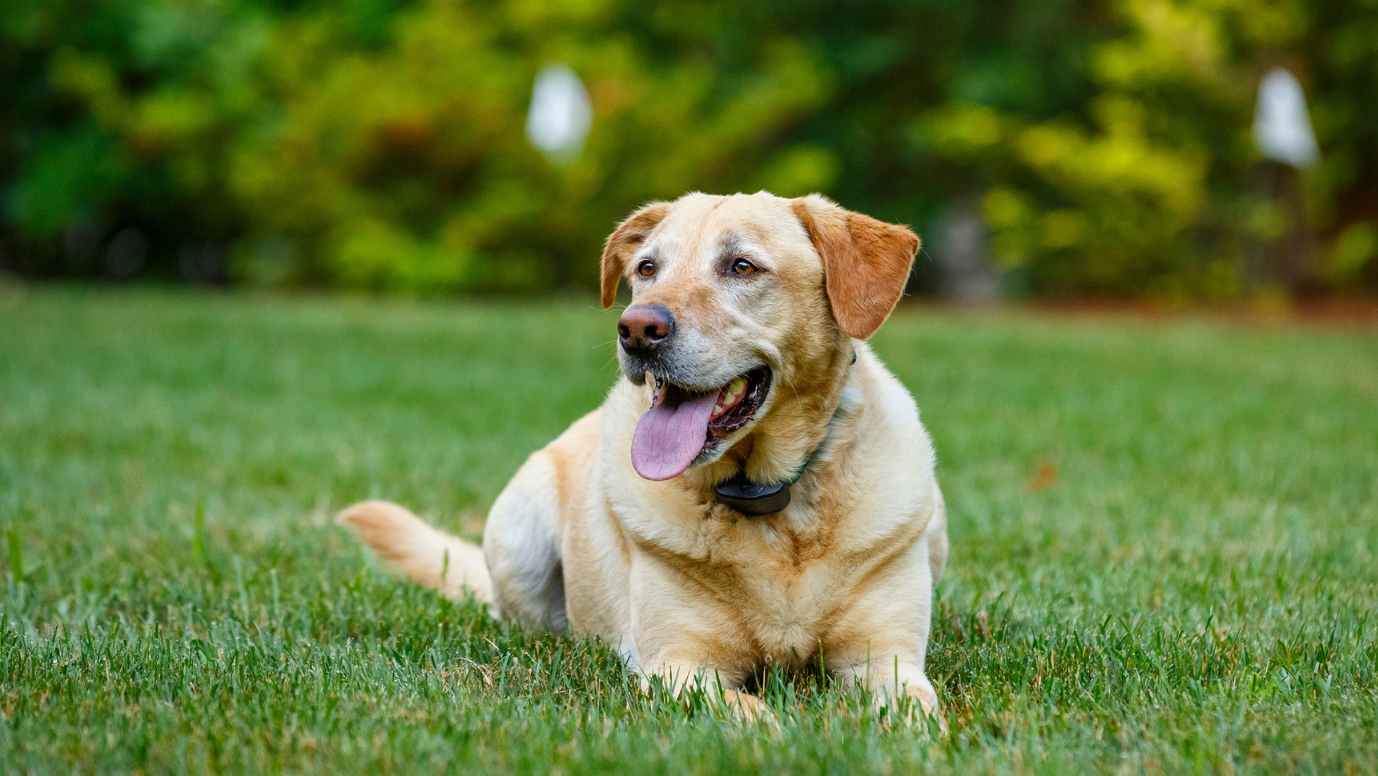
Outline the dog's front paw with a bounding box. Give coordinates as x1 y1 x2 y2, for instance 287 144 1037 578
718 689 778 727
903 684 947 733
875 682 947 735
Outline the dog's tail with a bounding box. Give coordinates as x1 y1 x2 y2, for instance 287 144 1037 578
337 500 493 604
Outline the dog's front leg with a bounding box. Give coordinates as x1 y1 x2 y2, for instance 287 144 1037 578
826 539 945 729
628 560 773 723
832 653 941 726
635 660 772 722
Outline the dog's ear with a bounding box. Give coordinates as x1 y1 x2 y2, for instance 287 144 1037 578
601 201 672 308
791 194 919 340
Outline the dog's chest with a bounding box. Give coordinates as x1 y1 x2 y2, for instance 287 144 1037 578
688 514 865 655
747 564 845 657
632 486 923 658
687 496 925 658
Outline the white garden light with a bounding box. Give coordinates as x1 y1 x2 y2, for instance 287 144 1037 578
526 63 592 165
1253 67 1320 168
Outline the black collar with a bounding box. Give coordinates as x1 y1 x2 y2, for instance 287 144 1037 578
712 445 819 517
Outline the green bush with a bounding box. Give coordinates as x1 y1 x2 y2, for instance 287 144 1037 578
2 0 1375 297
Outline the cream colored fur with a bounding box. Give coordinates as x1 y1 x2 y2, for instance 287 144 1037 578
338 500 493 605
340 191 949 725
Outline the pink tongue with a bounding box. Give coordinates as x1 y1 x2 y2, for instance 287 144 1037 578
630 388 719 481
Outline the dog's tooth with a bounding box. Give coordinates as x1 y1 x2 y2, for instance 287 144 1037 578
728 376 746 395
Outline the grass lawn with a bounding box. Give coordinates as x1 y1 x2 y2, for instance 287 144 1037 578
2 286 1375 774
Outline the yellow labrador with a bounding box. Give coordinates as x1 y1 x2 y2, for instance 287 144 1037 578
342 191 948 721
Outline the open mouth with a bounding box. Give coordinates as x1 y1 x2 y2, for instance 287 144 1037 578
630 367 771 481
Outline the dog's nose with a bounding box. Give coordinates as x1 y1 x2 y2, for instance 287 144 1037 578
618 305 675 356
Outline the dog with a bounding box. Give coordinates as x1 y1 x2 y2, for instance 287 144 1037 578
341 191 948 722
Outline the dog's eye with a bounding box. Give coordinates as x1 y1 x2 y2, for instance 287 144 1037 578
730 258 758 275
636 261 656 278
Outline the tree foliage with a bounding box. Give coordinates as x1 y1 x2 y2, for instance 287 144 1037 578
2 0 1375 297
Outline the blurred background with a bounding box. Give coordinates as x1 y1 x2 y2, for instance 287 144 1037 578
2 0 1376 303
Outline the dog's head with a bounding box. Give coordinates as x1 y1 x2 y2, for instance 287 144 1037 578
601 191 918 482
